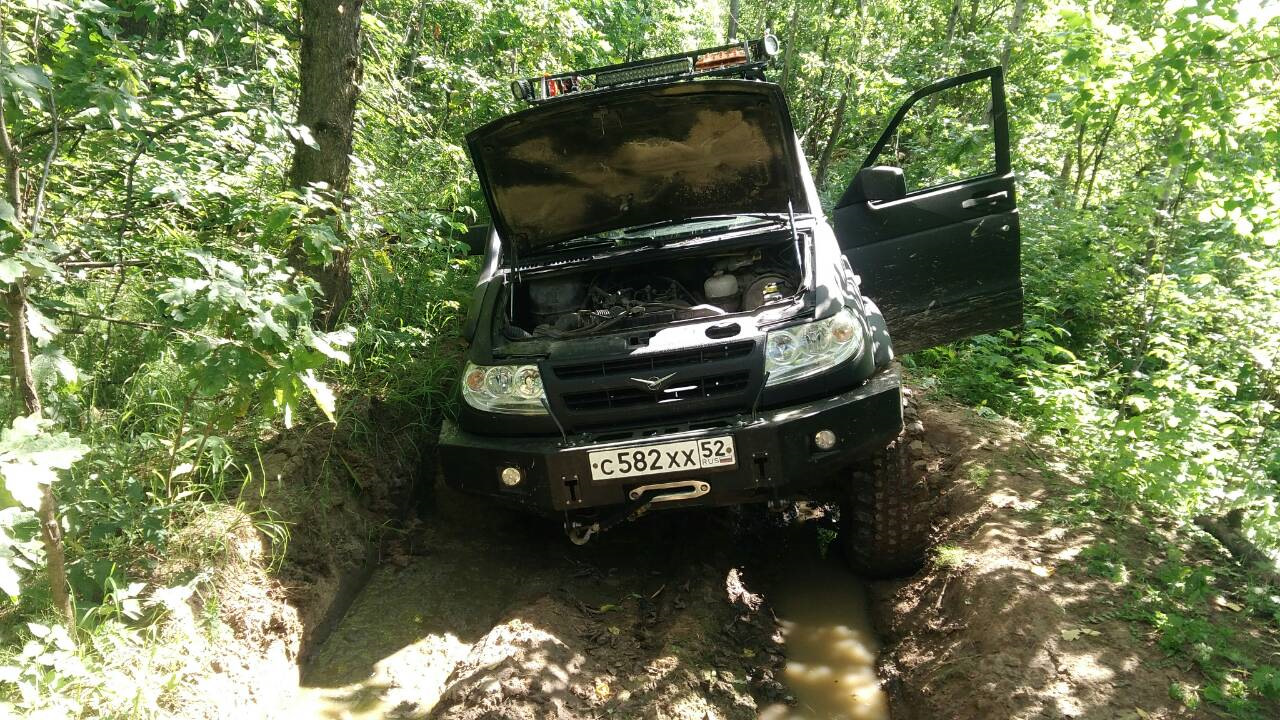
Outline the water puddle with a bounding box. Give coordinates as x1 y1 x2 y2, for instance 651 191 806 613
760 548 889 720
294 685 396 720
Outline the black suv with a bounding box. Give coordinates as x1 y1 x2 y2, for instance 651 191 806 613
439 37 1021 576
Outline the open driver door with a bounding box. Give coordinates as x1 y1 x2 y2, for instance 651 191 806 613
832 67 1022 354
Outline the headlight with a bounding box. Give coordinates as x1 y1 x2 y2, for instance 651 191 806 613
764 307 865 385
462 362 548 415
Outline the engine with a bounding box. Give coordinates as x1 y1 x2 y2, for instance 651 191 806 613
507 244 801 339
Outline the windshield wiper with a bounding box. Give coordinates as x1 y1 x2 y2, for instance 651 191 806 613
617 213 785 236
538 234 666 255
537 236 619 253
538 214 785 255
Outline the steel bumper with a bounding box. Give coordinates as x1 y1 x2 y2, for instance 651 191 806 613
438 366 903 514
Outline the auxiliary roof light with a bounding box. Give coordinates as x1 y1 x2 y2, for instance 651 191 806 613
510 35 780 104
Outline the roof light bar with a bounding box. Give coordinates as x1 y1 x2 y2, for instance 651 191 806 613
512 34 780 105
598 57 693 87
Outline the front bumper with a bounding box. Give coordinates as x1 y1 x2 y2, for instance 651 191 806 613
438 366 903 515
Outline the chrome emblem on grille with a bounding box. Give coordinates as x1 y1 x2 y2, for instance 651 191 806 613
630 372 677 392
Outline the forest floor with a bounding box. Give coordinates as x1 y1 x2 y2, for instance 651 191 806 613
177 390 1280 720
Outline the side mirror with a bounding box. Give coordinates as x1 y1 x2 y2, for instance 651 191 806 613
462 224 490 256
846 166 906 204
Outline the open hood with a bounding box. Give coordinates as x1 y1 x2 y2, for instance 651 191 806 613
467 80 809 261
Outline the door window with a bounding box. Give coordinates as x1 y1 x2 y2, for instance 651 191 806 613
867 77 1001 193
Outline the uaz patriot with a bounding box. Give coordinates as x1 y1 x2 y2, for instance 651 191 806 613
438 36 1021 576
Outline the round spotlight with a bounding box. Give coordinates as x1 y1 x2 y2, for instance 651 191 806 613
762 34 781 57
814 429 837 451
500 466 524 487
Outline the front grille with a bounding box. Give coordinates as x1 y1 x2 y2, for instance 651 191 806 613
553 340 754 379
562 371 750 412
545 339 761 431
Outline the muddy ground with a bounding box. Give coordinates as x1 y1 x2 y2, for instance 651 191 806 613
202 391 1278 719
301 482 807 719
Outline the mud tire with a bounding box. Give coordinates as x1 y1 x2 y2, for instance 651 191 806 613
841 412 934 579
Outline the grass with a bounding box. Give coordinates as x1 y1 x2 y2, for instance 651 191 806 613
932 544 970 570
1047 493 1280 718
965 463 991 488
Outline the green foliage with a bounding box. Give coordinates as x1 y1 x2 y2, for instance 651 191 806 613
158 245 354 426
1074 542 1129 584
0 0 730 714
0 417 87 598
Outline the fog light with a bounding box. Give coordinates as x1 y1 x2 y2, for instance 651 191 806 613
500 466 524 487
814 429 837 451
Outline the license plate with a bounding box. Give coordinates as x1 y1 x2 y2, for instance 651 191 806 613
588 436 736 481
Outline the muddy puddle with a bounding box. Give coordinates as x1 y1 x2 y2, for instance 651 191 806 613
298 487 888 719
760 551 888 720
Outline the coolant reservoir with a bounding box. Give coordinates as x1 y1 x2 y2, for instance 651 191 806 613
704 271 740 312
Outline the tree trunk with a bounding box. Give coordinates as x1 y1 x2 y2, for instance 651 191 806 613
1081 104 1121 210
4 291 72 623
1194 510 1280 586
945 0 963 46
1070 118 1089 200
780 0 801 91
728 0 740 41
1000 0 1028 68
1055 150 1074 206
290 0 364 329
815 80 852 188
801 32 835 152
0 52 74 625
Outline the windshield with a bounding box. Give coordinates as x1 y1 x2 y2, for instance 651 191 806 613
468 81 804 257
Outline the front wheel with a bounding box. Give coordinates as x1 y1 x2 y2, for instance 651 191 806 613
840 416 935 578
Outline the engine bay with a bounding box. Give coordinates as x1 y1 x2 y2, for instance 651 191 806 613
505 241 803 339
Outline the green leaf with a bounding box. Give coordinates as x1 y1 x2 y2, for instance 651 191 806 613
301 225 341 265
12 66 52 90
300 370 337 423
0 258 25 284
0 556 20 597
289 124 320 150
30 349 77 390
24 304 58 344
0 416 89 509
307 329 354 363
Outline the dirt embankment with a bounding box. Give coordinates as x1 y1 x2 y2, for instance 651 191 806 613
874 399 1280 720
149 399 426 719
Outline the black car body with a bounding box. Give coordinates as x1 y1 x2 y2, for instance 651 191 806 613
439 40 1021 541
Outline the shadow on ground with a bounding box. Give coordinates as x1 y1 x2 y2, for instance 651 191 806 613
300 482 798 719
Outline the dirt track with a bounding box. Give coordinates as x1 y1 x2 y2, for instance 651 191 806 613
291 393 1274 720
298 473 881 719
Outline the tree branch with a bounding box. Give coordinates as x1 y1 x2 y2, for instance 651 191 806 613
29 89 58 238
0 79 20 219
38 305 165 330
1228 52 1280 67
60 260 151 270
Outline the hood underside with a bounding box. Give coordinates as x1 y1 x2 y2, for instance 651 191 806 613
467 80 808 260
